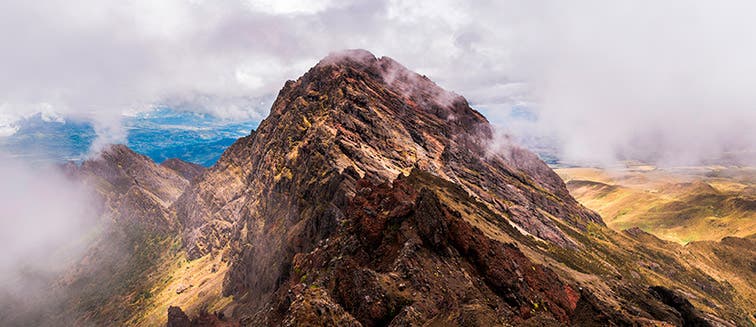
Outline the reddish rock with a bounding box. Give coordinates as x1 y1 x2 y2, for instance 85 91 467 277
167 306 191 327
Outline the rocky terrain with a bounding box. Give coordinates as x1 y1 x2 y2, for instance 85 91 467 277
167 50 754 326
4 50 753 326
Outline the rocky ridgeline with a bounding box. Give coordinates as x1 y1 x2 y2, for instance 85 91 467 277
165 50 751 326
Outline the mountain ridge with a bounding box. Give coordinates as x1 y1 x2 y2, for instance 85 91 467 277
165 50 752 325
166 49 614 324
6 50 752 326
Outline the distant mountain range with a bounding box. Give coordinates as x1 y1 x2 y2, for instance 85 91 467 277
0 108 259 166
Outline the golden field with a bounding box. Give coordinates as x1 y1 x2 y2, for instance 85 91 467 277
556 164 755 244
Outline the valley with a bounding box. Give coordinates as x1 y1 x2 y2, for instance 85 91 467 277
557 165 755 244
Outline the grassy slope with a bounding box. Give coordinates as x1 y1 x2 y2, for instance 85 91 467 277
58 165 754 326
551 165 755 325
59 227 232 326
411 170 755 325
556 166 755 244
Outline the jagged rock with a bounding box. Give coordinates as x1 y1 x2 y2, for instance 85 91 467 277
414 188 450 250
167 306 238 327
271 171 619 326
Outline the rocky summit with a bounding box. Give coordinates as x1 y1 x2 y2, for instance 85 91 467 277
10 50 753 326
166 50 753 326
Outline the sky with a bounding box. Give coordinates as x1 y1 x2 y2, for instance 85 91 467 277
0 0 754 165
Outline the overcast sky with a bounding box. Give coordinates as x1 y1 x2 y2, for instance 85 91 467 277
0 0 754 165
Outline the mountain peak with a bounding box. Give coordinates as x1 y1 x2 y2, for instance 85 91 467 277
175 52 606 320
309 49 484 130
258 49 496 185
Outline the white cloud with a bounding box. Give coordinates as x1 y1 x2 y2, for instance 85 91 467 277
503 1 756 165
0 111 19 137
0 0 753 164
0 156 99 299
39 104 66 123
244 0 337 15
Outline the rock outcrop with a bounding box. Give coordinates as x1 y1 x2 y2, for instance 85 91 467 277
167 306 238 327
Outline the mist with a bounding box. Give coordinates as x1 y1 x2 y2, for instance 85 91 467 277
505 1 756 166
0 155 100 322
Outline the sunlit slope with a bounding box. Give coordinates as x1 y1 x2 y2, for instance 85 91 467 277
556 166 755 244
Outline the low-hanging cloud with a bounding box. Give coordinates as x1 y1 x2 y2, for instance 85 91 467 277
506 1 756 165
0 157 100 322
0 0 753 165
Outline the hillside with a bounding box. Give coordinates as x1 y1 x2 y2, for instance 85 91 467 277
557 166 755 244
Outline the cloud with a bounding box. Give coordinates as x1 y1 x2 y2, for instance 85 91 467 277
0 156 100 317
0 113 20 137
504 1 756 165
0 0 753 164
243 0 339 15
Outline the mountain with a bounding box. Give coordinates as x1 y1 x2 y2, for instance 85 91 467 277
6 50 753 326
0 145 204 326
167 50 753 325
172 49 609 324
59 146 199 326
